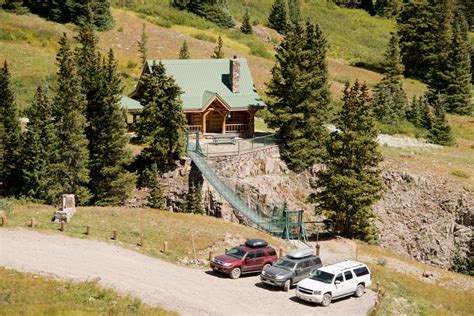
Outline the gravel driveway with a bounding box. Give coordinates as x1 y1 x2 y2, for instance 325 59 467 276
0 229 376 315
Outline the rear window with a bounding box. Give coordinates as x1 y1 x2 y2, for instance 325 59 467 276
353 266 370 277
255 250 264 258
267 249 276 256
344 271 353 280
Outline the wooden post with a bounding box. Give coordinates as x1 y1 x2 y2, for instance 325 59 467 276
60 221 65 232
1 215 6 227
112 229 117 240
30 217 35 228
316 243 320 256
139 233 144 247
86 225 90 235
208 251 213 261
163 241 168 254
192 234 197 260
279 248 283 258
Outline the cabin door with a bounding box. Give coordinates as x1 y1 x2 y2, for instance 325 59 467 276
205 111 223 133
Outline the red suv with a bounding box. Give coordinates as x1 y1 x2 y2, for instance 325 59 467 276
210 239 278 279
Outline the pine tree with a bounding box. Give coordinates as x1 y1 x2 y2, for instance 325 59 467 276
171 0 235 28
287 0 301 24
266 21 331 171
138 23 148 67
145 165 164 209
90 0 114 31
2 0 27 13
374 0 401 17
372 32 407 124
428 95 455 145
179 40 191 59
0 61 22 197
444 11 472 115
268 0 288 34
211 35 225 59
53 33 91 204
185 183 204 214
240 8 253 34
137 62 187 167
312 81 383 242
22 86 62 203
397 0 438 81
361 0 376 16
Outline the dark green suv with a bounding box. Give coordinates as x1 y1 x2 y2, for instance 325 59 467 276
260 248 322 291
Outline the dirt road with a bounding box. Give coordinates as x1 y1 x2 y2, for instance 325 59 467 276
0 229 376 315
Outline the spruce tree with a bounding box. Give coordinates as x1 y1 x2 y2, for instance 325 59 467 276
266 21 331 171
268 0 288 34
179 40 190 59
240 9 253 34
53 33 90 204
397 0 437 81
375 0 401 17
185 184 204 214
137 61 187 167
2 0 27 13
145 165 164 209
361 0 376 16
211 35 225 59
22 87 62 203
138 23 148 67
372 32 407 125
428 95 455 146
287 0 301 25
312 81 382 242
0 61 22 197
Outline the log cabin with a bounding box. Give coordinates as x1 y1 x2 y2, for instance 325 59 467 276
123 57 265 137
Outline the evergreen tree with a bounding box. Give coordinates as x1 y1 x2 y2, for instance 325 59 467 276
90 0 114 31
312 81 383 242
406 95 434 130
0 61 22 197
2 0 27 13
427 95 455 145
211 35 225 59
53 33 90 204
179 40 191 59
22 86 62 203
287 0 301 24
397 0 437 80
171 0 235 28
185 183 204 214
361 0 375 16
137 62 187 167
374 0 401 17
145 165 164 209
372 32 407 124
138 23 148 67
268 0 288 34
240 8 253 34
266 21 331 171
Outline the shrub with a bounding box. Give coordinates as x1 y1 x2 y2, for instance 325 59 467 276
191 33 216 43
451 170 470 178
127 60 138 69
117 26 124 32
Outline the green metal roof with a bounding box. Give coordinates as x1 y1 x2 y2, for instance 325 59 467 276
144 58 265 111
121 95 142 110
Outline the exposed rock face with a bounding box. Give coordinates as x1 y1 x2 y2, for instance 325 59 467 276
374 169 473 268
161 147 473 269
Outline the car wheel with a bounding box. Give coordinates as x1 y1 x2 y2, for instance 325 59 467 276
229 267 241 279
263 263 271 271
354 283 365 297
283 279 291 292
321 293 332 307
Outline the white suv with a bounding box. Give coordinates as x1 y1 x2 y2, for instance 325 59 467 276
295 260 371 307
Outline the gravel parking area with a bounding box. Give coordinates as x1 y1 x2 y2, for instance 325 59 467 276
0 229 376 315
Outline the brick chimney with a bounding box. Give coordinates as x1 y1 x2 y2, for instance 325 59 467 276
229 56 240 93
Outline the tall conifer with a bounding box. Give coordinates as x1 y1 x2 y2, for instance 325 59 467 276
266 21 330 171
312 81 382 242
22 87 62 203
372 32 407 124
287 0 301 24
268 0 288 34
53 33 90 204
0 61 22 196
137 62 187 167
240 9 253 34
138 23 148 66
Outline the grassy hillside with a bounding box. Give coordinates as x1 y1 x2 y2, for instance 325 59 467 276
0 267 173 315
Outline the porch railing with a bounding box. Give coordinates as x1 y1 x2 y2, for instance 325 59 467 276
225 124 249 133
187 125 202 132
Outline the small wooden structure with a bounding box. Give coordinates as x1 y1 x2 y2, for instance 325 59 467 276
124 57 265 137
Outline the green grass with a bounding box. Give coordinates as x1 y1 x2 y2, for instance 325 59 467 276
0 267 173 315
1 203 290 263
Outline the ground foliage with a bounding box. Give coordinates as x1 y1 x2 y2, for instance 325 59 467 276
266 21 331 171
171 0 235 28
312 81 382 242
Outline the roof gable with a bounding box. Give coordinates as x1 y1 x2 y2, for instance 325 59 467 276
139 58 265 111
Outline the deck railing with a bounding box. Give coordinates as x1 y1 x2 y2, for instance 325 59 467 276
225 124 249 133
187 125 202 132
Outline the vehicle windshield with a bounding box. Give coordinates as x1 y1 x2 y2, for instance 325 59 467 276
275 258 296 270
226 247 246 259
310 270 334 284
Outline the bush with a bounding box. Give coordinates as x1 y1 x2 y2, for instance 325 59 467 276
127 60 138 69
191 33 216 43
451 170 470 178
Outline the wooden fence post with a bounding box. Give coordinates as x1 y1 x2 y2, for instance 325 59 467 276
60 221 65 232
138 233 144 247
86 225 90 235
1 215 6 227
112 229 117 240
316 243 320 256
30 217 35 228
279 248 283 258
163 241 168 254
208 251 213 261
